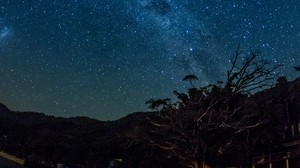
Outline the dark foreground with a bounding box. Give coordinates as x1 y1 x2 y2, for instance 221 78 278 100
0 157 23 168
0 77 300 167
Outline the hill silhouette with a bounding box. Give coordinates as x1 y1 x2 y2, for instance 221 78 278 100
0 77 300 167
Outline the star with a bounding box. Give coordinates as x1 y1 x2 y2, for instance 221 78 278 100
0 0 298 120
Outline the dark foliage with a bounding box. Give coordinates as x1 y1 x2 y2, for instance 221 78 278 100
183 74 198 87
145 98 172 111
131 77 300 167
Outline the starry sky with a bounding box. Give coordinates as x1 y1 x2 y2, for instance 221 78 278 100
0 0 299 120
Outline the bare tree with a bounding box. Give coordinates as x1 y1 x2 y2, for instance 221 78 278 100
226 46 280 93
138 92 270 167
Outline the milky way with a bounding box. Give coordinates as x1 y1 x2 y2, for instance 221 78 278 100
0 0 299 120
0 26 11 44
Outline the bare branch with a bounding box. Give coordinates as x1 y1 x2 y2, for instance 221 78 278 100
225 47 281 94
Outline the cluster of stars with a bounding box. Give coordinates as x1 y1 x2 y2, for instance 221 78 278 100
0 0 299 120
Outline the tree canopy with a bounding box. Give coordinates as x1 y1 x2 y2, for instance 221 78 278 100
183 74 198 87
135 47 284 167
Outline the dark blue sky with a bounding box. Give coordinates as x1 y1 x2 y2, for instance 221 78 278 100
0 0 299 120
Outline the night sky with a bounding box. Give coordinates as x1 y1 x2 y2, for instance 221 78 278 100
0 0 299 120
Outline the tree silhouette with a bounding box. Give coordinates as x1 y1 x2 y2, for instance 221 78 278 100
183 75 198 87
135 46 283 168
145 98 171 111
139 88 272 167
226 46 280 93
